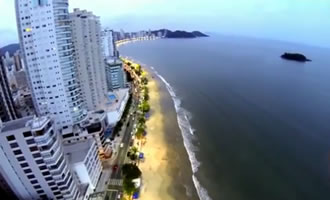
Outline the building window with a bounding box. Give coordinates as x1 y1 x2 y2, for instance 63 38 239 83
42 171 50 176
6 135 16 141
48 182 55 186
14 150 23 155
30 180 38 184
33 153 41 158
27 174 35 179
39 165 47 171
29 146 38 152
36 159 43 164
51 186 59 191
24 169 32 174
23 131 32 137
17 156 26 162
36 190 44 194
26 139 35 145
20 162 29 168
10 143 19 148
34 185 41 189
45 177 52 181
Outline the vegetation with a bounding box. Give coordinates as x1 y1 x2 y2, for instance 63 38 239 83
134 64 142 76
135 125 145 140
122 163 142 180
141 77 148 85
123 178 136 199
139 100 150 113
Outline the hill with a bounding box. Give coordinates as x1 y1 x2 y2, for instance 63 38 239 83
0 43 20 56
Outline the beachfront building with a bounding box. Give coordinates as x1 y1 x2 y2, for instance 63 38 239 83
70 9 107 111
0 60 19 122
105 58 127 90
64 138 102 200
102 29 117 58
15 0 86 127
0 116 80 200
61 110 111 158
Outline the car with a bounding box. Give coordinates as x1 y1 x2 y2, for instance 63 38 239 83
120 143 124 148
113 164 118 171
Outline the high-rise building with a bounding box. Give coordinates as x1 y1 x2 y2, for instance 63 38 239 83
15 0 86 127
102 29 117 58
13 51 23 71
0 116 80 200
105 58 127 90
70 9 107 111
64 138 102 197
0 60 18 122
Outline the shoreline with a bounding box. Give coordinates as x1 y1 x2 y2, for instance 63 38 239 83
122 57 200 200
138 71 175 200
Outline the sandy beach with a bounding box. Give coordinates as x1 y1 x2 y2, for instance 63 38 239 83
138 73 175 200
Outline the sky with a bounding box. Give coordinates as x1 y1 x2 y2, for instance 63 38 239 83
1 0 330 47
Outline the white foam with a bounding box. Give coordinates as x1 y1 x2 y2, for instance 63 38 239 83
152 68 213 200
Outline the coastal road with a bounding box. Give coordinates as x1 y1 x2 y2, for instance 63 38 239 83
110 98 138 180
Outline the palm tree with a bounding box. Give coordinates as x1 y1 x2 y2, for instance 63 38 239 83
135 126 144 140
123 178 136 200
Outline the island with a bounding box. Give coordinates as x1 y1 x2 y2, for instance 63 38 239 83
281 52 311 62
151 29 209 38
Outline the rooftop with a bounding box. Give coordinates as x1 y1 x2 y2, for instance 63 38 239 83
80 110 106 127
64 138 95 164
106 57 122 65
1 116 33 132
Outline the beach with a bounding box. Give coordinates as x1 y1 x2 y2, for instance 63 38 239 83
137 68 200 200
138 73 174 200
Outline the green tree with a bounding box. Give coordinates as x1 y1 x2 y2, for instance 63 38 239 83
123 178 136 199
140 101 150 113
138 116 146 124
141 77 148 85
131 146 138 154
135 125 145 140
122 163 142 180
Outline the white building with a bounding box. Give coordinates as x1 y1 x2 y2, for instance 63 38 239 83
64 139 102 200
0 116 80 200
105 58 127 90
70 9 107 111
61 110 111 158
102 29 116 58
15 0 86 127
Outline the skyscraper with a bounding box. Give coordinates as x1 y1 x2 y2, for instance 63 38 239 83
70 9 107 111
0 60 18 122
102 29 116 58
0 116 80 200
15 0 86 127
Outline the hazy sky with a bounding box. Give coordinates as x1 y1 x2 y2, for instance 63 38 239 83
1 0 330 47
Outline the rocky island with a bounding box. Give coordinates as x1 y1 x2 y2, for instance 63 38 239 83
152 29 209 38
281 52 311 62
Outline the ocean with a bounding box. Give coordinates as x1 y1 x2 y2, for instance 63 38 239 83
119 35 330 200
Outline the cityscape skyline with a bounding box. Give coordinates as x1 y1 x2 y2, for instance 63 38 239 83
1 0 330 48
